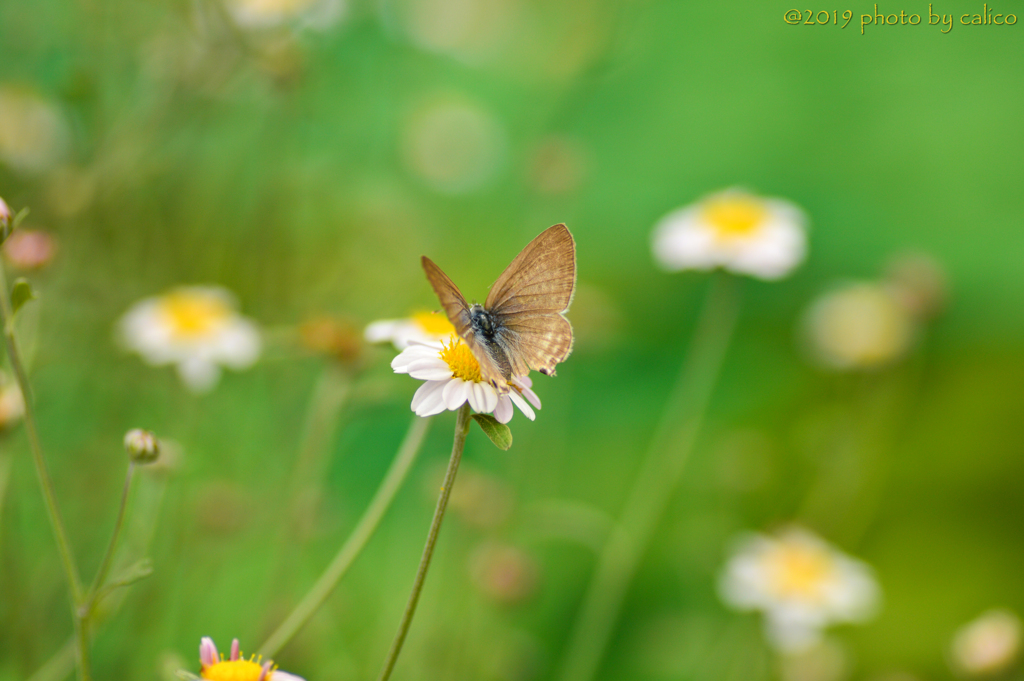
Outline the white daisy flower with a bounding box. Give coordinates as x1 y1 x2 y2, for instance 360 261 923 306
652 188 807 280
197 636 304 681
719 527 880 652
365 310 456 350
802 282 915 371
391 336 541 423
224 0 346 31
950 609 1022 677
118 286 261 393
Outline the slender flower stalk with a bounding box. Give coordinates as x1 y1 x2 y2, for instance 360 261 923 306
557 274 742 681
80 462 136 622
259 414 432 658
284 363 353 522
0 258 90 681
377 403 472 681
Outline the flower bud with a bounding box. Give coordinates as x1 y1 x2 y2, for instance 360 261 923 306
0 196 11 241
124 428 160 463
299 315 363 364
3 229 56 270
0 374 25 432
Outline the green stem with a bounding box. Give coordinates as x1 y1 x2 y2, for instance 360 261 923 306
259 414 432 658
556 274 742 681
80 462 135 622
0 261 88 680
285 364 352 514
377 404 471 681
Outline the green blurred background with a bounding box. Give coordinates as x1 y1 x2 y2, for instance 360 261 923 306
1 0 1023 679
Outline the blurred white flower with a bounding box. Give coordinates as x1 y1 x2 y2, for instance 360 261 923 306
224 0 346 30
365 310 456 349
391 337 540 422
401 96 505 194
803 282 915 370
386 0 521 64
950 609 1022 677
719 527 880 652
198 636 304 681
0 87 69 174
119 286 261 393
652 188 807 279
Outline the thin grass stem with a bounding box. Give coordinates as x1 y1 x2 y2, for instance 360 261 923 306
0 259 89 681
556 273 742 681
260 414 431 658
377 404 471 681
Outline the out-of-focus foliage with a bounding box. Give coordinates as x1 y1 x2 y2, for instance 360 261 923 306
1 1 1023 680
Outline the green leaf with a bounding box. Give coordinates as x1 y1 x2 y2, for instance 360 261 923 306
471 413 512 450
10 278 36 318
105 558 154 590
0 207 29 245
12 207 29 230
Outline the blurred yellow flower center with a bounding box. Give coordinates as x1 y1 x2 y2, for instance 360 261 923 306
439 336 482 382
159 292 231 339
765 543 834 601
201 659 268 681
413 310 456 336
702 196 767 240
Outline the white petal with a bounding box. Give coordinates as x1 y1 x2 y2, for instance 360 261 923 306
216 319 262 368
199 638 218 667
651 207 719 272
413 381 448 416
442 379 469 411
494 396 513 423
466 381 486 412
508 390 535 421
391 345 437 372
470 382 498 414
512 377 542 410
365 319 402 343
271 672 307 681
176 358 221 393
407 358 454 381
764 615 823 653
411 380 444 410
728 220 806 280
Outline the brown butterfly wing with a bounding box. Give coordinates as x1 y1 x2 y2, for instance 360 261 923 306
421 256 471 337
485 224 576 315
485 224 576 377
493 313 574 377
422 256 512 392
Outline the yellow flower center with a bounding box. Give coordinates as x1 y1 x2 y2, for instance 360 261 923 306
202 659 271 681
412 310 456 336
764 541 835 602
439 336 482 382
702 195 768 240
158 291 232 339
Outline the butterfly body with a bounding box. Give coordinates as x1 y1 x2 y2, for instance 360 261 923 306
469 304 496 337
422 224 576 394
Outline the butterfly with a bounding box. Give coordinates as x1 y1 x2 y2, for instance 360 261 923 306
422 223 576 395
